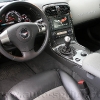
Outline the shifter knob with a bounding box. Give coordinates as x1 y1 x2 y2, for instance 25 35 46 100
64 36 71 48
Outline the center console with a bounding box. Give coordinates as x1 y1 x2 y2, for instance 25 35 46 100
43 3 100 97
43 3 90 66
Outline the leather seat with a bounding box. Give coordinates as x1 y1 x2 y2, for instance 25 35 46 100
5 70 85 100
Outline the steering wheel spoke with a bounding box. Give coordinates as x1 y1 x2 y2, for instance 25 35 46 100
0 30 10 44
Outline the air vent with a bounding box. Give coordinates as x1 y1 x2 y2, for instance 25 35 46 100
45 6 57 16
59 5 70 14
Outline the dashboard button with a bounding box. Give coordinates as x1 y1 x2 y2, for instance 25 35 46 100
75 58 80 62
68 29 72 34
81 51 87 56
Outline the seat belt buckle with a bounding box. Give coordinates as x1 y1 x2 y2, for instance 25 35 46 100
78 80 90 100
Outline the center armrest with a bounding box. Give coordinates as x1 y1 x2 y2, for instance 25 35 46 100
82 53 100 78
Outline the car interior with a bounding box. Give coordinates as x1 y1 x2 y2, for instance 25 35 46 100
0 0 100 100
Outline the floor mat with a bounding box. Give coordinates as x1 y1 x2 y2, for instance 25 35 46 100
0 62 35 94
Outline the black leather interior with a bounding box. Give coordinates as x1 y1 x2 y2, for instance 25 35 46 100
59 70 84 100
5 70 85 100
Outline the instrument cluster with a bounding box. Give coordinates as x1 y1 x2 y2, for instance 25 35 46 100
0 10 31 27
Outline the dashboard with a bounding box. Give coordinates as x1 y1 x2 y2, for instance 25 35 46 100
0 0 99 50
0 5 40 32
0 0 100 25
24 0 100 25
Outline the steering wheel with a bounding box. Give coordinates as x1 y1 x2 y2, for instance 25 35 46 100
0 2 49 62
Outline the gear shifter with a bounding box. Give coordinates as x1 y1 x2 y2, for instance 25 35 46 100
64 36 71 49
59 36 73 55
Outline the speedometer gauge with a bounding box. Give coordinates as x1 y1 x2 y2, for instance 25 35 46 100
5 10 21 22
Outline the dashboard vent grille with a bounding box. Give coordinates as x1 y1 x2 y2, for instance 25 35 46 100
59 5 70 14
45 6 57 16
44 5 70 16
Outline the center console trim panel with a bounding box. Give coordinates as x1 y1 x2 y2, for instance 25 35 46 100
53 41 90 65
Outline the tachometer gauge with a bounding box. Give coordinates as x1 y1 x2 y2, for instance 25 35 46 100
5 10 21 22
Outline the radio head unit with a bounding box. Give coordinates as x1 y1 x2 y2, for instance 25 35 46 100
50 15 70 30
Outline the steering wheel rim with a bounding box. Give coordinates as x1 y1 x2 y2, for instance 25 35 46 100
0 1 49 62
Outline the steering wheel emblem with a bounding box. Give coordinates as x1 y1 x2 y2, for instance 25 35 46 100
20 28 30 39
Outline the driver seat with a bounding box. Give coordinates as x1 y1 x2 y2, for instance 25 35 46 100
5 70 85 100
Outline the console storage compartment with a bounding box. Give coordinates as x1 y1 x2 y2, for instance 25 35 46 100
82 53 100 78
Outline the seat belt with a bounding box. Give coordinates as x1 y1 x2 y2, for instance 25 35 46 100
78 80 91 100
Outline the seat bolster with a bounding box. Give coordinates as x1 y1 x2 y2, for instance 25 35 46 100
5 70 85 100
5 70 62 100
59 70 85 100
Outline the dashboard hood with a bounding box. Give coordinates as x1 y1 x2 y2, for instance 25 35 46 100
0 0 100 25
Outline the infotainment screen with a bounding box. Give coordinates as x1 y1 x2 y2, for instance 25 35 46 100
52 16 69 30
